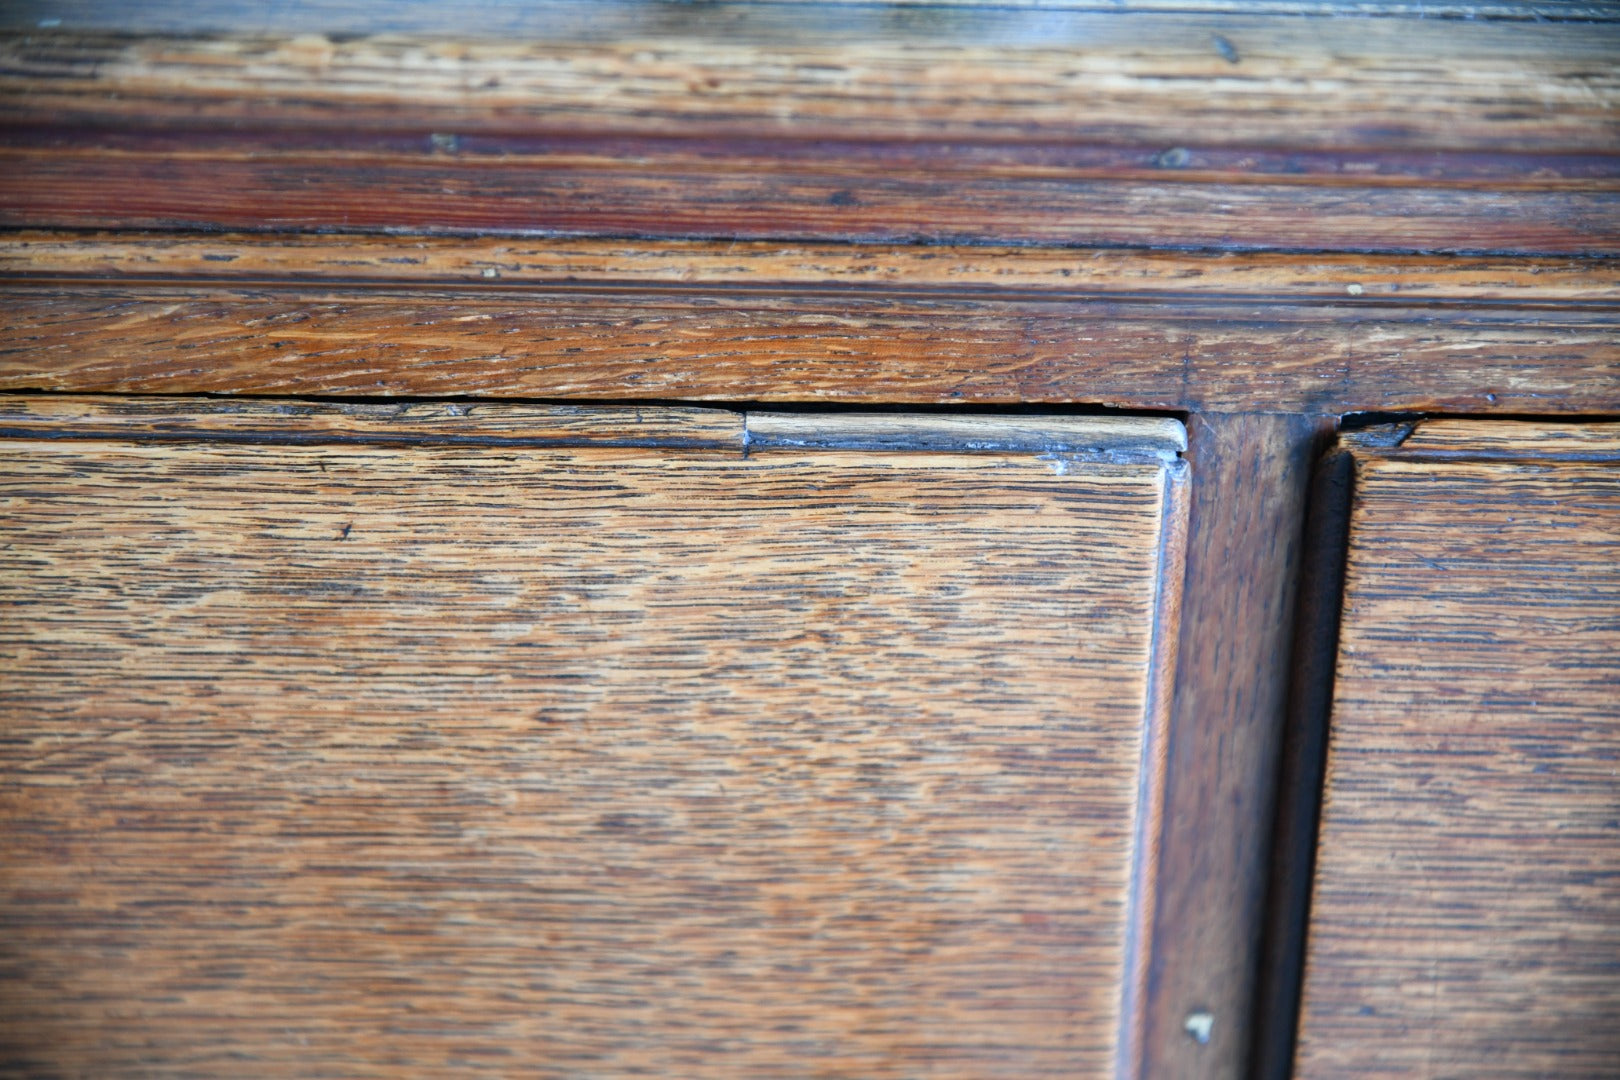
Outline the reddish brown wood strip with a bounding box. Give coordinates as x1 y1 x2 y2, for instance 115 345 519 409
8 232 1620 303
1295 424 1620 1078
4 148 1614 253
3 285 1615 415
0 406 1185 1077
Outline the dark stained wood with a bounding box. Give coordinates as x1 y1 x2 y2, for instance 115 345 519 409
4 140 1614 253
4 16 1615 153
0 399 1188 1078
1137 412 1331 1080
1295 421 1620 1079
1251 447 1356 1080
3 283 1616 415
8 232 1620 303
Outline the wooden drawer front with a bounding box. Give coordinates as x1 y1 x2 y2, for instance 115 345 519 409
1296 422 1620 1079
0 399 1185 1078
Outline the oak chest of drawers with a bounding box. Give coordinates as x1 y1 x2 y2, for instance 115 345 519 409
2 3 1617 1077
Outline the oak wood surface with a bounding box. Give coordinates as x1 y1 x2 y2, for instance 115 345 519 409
0 400 1186 1078
1294 422 1620 1079
3 283 1615 415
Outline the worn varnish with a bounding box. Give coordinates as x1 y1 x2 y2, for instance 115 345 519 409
1294 421 1620 1078
0 400 1187 1077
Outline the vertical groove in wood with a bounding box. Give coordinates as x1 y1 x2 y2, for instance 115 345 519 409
1137 412 1330 1080
1251 447 1356 1080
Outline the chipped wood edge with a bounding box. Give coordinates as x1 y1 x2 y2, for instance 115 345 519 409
745 412 1187 460
1342 419 1620 460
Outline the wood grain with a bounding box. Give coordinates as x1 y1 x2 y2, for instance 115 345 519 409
0 394 746 447
0 400 1187 1078
8 0 1617 33
1252 446 1356 1080
1135 412 1330 1080
5 140 1614 253
3 284 1615 415
746 411 1185 457
1295 422 1620 1079
9 232 1620 303
5 6 1615 254
4 16 1615 153
1346 418 1620 460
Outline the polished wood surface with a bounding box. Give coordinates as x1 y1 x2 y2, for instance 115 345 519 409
0 400 1187 1077
1295 421 1620 1078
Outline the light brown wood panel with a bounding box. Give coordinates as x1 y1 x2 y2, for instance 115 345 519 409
1295 421 1620 1079
0 401 1186 1078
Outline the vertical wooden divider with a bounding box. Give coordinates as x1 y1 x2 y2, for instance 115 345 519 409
1135 412 1333 1080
